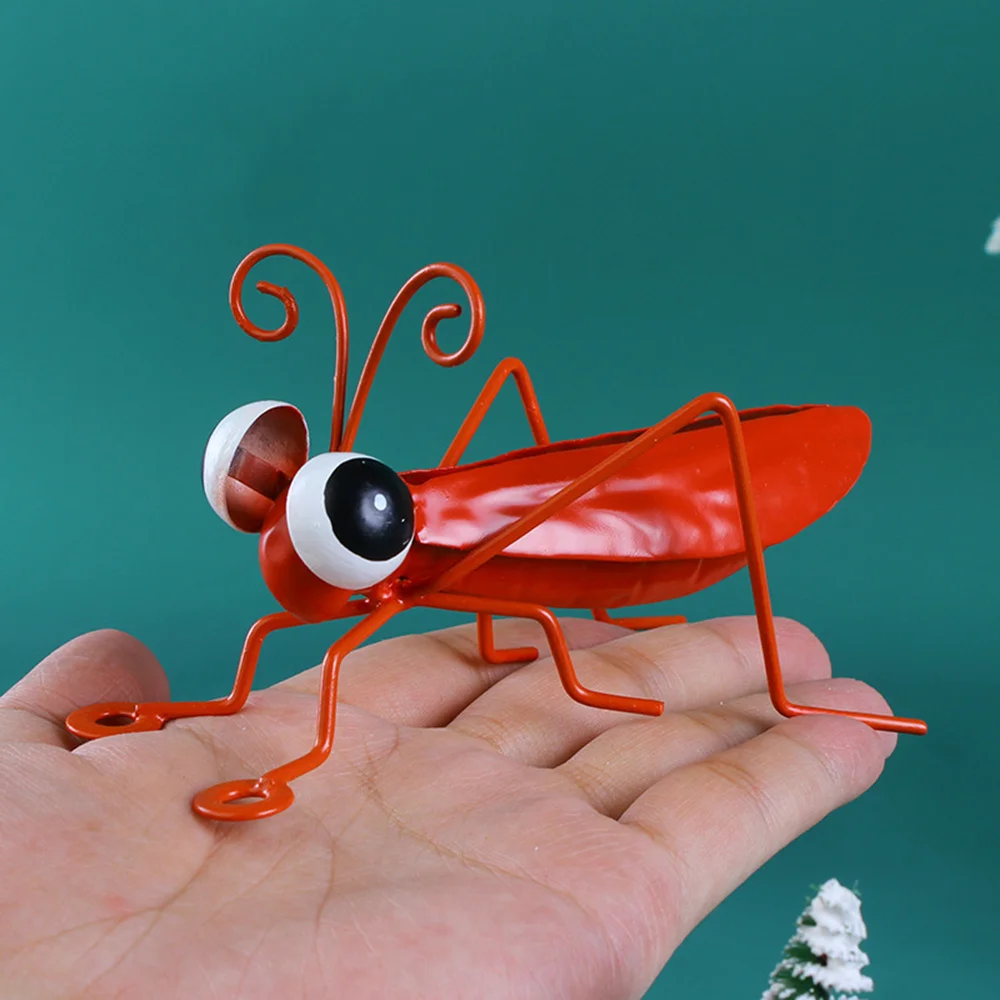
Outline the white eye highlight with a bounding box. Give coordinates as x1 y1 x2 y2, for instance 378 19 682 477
286 451 415 592
203 401 309 533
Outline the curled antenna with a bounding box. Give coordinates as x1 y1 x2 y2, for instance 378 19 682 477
229 244 350 451
341 262 485 451
228 248 485 454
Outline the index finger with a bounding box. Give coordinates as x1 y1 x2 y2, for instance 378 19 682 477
0 630 168 748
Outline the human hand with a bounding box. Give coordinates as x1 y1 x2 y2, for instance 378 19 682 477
0 616 895 998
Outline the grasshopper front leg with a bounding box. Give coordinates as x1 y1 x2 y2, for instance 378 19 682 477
191 600 407 822
65 602 370 741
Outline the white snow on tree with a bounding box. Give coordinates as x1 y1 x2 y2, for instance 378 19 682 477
986 216 1000 254
761 879 874 999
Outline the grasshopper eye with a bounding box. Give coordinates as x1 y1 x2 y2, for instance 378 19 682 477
286 452 414 592
203 401 310 533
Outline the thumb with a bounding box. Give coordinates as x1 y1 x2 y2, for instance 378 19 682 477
0 630 169 748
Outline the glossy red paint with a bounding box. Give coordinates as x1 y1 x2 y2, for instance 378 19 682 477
399 403 870 608
65 244 926 823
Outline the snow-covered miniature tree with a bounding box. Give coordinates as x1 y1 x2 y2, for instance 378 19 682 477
986 216 1000 254
761 879 874 999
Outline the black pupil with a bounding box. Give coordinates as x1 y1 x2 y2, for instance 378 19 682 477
323 457 414 562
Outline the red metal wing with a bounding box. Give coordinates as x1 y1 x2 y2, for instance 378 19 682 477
402 404 871 561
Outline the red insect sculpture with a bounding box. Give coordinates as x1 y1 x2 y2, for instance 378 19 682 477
65 244 928 821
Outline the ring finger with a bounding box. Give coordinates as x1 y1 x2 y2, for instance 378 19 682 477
556 676 897 817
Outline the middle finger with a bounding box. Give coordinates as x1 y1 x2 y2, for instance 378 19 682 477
448 615 832 766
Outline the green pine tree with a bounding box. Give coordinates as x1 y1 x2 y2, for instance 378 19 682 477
761 879 874 1000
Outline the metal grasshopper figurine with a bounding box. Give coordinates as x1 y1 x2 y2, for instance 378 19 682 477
66 244 927 821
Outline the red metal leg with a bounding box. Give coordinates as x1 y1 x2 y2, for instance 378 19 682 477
65 611 305 739
423 392 927 737
591 609 688 630
705 397 927 735
65 602 371 741
440 357 550 467
192 600 407 822
420 594 663 716
476 613 539 665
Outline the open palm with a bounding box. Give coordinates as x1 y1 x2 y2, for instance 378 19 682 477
0 615 894 999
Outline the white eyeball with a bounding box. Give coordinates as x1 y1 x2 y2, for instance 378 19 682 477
286 451 415 592
203 401 309 533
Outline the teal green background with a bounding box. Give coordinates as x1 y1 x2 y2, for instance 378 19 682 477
2 2 997 995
